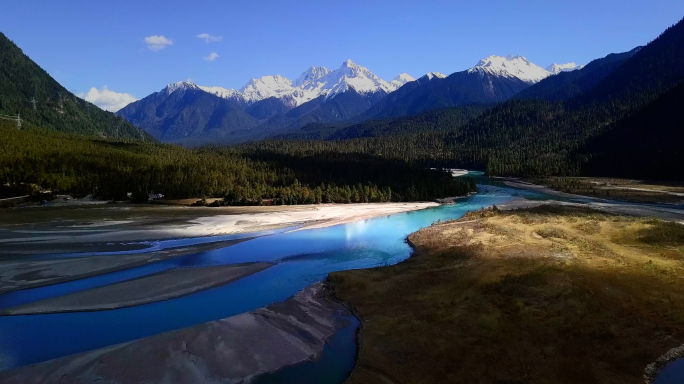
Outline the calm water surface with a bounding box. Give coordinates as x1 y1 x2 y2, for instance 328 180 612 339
0 181 552 376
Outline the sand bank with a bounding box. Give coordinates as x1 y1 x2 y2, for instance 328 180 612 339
0 283 353 383
501 181 684 223
0 238 253 295
2 262 272 315
0 203 438 253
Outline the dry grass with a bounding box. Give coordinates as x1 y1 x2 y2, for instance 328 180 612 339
529 177 684 204
332 205 684 384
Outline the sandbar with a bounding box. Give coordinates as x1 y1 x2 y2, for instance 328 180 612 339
2 262 272 315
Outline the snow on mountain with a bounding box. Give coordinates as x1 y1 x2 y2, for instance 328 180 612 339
423 72 447 80
469 55 552 83
319 59 394 98
163 81 201 94
390 73 416 88
162 60 410 108
546 62 584 75
240 75 295 102
294 66 333 88
197 85 244 100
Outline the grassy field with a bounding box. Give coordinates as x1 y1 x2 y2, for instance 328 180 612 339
527 177 684 204
331 206 684 383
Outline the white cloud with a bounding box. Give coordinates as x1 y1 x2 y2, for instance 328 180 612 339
196 33 222 43
144 35 173 51
78 86 137 112
204 52 219 62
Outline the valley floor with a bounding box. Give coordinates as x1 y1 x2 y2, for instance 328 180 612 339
521 177 684 205
331 205 684 384
499 178 684 224
0 202 438 254
0 202 436 296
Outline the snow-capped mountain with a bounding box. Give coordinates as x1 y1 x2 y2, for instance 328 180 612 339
119 60 416 145
174 60 415 109
423 72 447 80
120 55 587 145
546 63 584 75
163 81 245 101
163 81 199 95
360 57 562 121
391 73 417 88
468 55 552 83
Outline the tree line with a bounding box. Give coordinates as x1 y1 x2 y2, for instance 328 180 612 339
0 121 476 204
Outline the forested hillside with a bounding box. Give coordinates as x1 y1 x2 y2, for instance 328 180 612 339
514 48 640 101
0 32 150 140
584 81 684 179
0 121 475 203
277 105 487 140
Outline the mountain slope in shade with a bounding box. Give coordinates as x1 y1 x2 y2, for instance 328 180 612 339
580 17 684 103
0 32 150 140
358 57 542 121
585 81 684 180
269 88 390 131
515 48 640 101
117 83 258 143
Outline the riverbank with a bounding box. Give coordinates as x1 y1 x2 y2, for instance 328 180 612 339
331 205 684 383
498 179 684 224
0 237 255 295
0 283 355 383
522 177 684 205
0 202 439 256
1 262 272 315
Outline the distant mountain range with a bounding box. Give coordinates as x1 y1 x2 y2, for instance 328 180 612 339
118 56 583 145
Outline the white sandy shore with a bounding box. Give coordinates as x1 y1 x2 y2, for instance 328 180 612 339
0 202 439 247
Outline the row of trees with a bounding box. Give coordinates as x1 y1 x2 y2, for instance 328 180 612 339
0 122 477 204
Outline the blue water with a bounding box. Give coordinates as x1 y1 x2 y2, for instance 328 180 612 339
0 183 545 372
656 359 684 384
252 313 360 384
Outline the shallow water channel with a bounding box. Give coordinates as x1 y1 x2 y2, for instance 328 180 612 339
3 179 672 382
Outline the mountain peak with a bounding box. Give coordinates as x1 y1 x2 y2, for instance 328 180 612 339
240 75 295 103
294 66 332 88
393 73 416 83
422 72 447 81
164 81 199 94
342 59 356 68
389 73 416 89
469 55 551 83
546 62 584 75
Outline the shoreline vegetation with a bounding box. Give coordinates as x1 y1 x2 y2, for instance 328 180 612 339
331 205 684 384
523 176 684 205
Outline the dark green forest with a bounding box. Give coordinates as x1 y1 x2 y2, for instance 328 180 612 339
0 121 475 204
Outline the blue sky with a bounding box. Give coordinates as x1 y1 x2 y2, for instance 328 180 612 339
1 0 683 110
